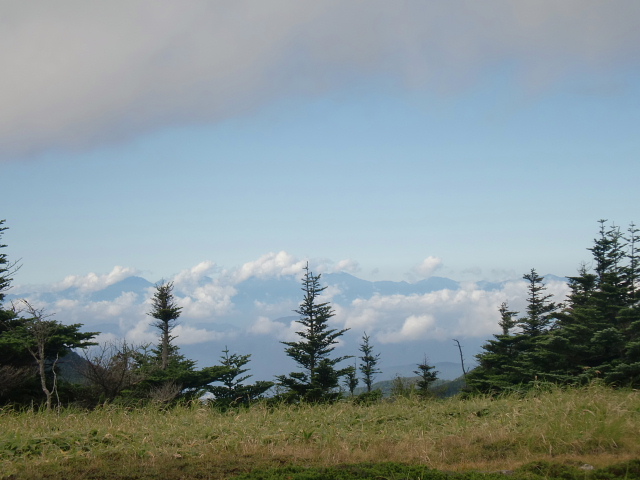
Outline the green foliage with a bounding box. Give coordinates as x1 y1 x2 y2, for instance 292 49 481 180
276 263 350 402
518 269 562 336
352 388 383 404
469 220 640 393
208 346 273 407
0 302 97 406
148 281 182 370
358 332 381 392
118 344 226 403
231 462 446 480
342 363 358 396
0 219 20 307
414 356 438 397
390 374 414 398
232 461 640 480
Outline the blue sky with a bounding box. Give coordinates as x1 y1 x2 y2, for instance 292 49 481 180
3 1 640 287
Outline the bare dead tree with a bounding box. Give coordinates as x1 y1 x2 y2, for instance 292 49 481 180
18 300 58 411
453 339 469 379
149 381 181 404
80 340 146 402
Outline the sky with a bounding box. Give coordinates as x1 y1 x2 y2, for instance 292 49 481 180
3 1 640 287
2 2 640 372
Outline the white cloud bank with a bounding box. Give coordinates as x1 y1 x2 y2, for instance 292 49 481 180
11 254 571 353
55 266 141 293
2 1 639 160
339 278 569 344
233 251 307 283
413 256 443 278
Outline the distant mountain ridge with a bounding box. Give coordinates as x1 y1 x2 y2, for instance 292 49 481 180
6 271 568 382
9 271 567 306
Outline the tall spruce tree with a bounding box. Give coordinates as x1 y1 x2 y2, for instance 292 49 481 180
466 301 525 393
623 222 639 305
0 220 13 304
540 264 603 384
510 269 561 381
0 219 20 321
469 272 561 392
602 221 640 386
518 269 560 336
276 263 350 402
148 281 182 370
358 332 381 392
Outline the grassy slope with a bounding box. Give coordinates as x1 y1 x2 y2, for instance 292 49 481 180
1 384 639 479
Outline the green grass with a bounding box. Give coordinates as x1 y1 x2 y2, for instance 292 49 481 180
1 384 639 479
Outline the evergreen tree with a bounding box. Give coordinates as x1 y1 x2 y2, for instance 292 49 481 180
498 302 518 335
510 270 561 381
148 281 182 370
123 283 227 403
540 265 603 384
358 332 381 392
624 222 640 305
0 222 98 405
466 301 525 393
208 347 273 406
0 301 97 407
589 220 628 324
414 355 438 397
470 220 640 391
127 345 227 403
604 221 640 386
276 264 350 402
0 220 15 304
0 219 21 332
342 363 358 397
518 269 560 336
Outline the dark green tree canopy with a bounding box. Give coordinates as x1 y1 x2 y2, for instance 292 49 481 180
148 281 182 370
208 346 273 406
276 263 350 402
469 220 640 393
414 356 438 397
358 332 381 393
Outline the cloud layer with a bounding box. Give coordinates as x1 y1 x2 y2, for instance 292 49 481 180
10 252 570 352
3 1 639 160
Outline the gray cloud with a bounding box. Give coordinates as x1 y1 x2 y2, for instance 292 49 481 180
2 0 639 160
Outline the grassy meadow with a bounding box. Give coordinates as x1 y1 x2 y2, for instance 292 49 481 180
1 384 639 479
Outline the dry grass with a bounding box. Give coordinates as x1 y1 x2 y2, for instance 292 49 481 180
1 384 639 478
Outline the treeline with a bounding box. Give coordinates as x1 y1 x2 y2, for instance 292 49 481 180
468 220 640 392
3 217 637 409
0 219 439 409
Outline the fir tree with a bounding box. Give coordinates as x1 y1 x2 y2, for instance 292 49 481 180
148 281 182 370
498 302 518 335
414 355 438 397
518 269 560 336
0 220 13 304
466 301 525 393
276 263 350 402
208 347 273 406
358 332 381 392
